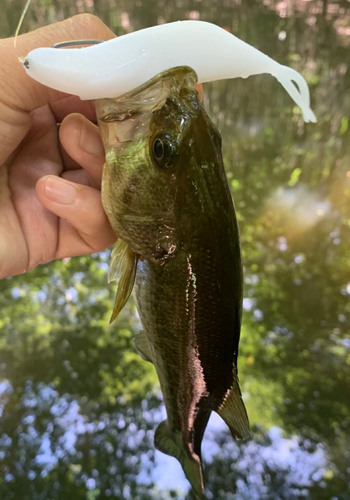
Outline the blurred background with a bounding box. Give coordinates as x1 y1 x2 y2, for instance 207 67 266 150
0 0 349 498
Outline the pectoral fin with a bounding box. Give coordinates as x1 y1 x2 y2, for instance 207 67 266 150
108 239 138 324
217 379 250 440
155 420 204 499
134 331 154 363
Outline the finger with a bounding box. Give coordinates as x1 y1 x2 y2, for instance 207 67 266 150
59 139 81 171
3 15 115 111
36 175 116 258
0 14 114 165
195 83 204 101
60 113 104 189
61 169 90 186
50 95 97 124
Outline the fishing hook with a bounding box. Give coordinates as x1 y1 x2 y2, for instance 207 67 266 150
52 39 104 49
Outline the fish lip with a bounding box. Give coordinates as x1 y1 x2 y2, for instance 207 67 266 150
109 66 198 102
96 66 199 133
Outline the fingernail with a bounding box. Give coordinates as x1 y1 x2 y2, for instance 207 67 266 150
80 122 105 157
44 177 76 205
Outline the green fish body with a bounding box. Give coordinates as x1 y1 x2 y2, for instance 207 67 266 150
96 67 250 497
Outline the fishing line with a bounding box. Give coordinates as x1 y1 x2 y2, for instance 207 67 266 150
14 0 32 47
14 0 103 50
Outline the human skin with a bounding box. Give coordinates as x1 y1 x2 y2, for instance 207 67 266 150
0 14 203 280
0 14 117 279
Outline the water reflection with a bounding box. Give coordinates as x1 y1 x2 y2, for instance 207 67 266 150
0 0 349 498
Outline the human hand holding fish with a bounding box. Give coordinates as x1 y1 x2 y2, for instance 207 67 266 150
0 15 205 280
0 14 117 279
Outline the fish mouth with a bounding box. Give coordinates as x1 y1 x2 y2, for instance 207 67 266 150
112 66 198 102
96 66 199 152
96 66 198 123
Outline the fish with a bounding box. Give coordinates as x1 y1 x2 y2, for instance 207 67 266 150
96 65 250 498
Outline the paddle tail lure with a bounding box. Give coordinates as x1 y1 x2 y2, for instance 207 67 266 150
21 20 316 122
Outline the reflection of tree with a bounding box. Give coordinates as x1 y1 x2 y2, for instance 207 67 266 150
204 4 350 487
203 426 349 500
0 255 163 498
0 0 349 498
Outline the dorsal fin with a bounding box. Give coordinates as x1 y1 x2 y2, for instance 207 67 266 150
108 239 138 324
217 379 250 440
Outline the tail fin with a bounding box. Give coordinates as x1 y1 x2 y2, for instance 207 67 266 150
155 420 205 499
217 379 250 440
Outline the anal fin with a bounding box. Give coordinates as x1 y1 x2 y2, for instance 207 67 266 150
217 379 250 440
108 239 138 324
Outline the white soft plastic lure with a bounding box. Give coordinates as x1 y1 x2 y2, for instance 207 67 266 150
22 20 316 122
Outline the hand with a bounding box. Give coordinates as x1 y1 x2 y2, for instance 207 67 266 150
0 14 117 279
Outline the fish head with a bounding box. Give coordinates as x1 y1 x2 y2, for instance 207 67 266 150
97 66 223 262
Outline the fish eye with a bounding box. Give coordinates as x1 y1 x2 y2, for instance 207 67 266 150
151 133 178 169
153 138 164 160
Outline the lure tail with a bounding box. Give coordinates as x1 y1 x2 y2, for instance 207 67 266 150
273 65 317 123
155 420 205 499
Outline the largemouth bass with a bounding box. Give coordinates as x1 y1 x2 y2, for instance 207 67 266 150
96 66 250 498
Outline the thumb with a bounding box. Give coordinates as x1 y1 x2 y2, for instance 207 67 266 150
0 14 114 165
35 175 116 258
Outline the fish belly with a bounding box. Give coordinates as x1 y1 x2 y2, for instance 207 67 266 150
135 230 242 443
